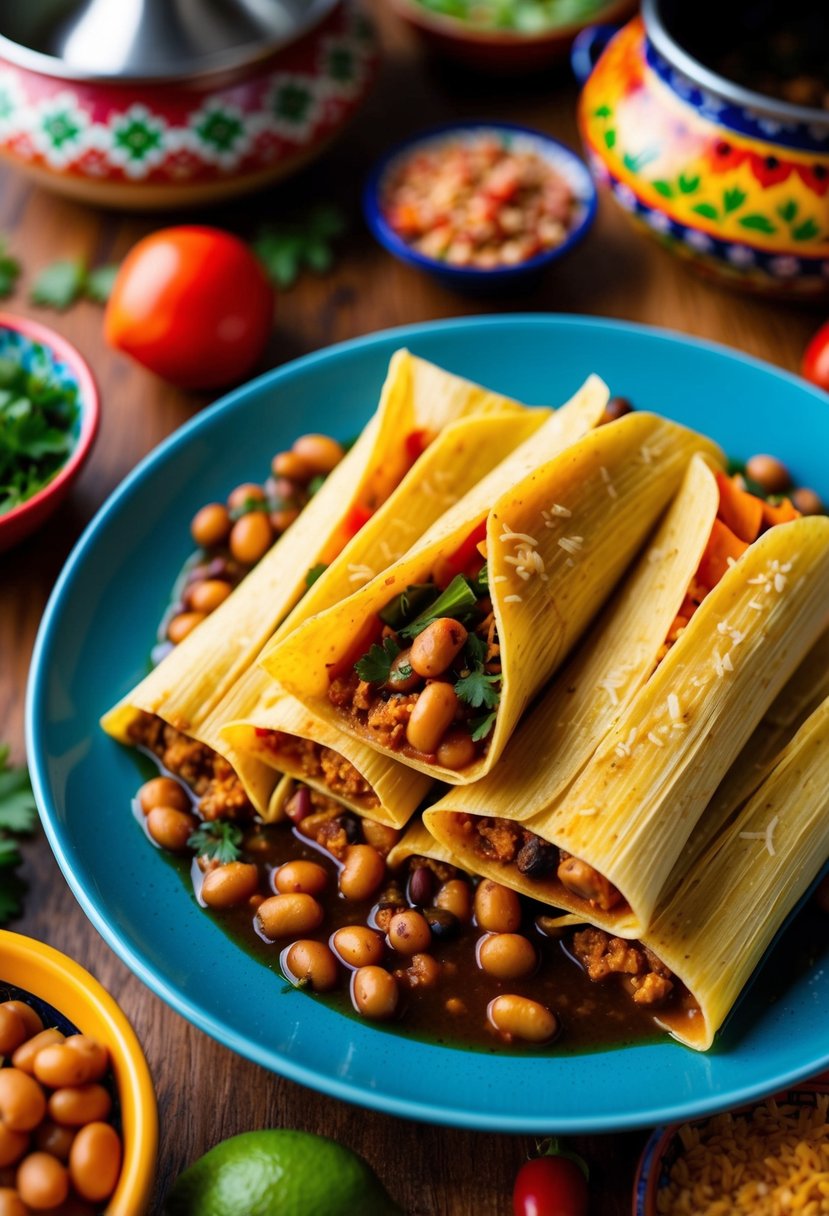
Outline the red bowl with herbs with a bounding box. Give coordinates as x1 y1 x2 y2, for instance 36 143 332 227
0 313 99 552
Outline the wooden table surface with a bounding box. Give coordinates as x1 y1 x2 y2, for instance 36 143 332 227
1 5 822 1213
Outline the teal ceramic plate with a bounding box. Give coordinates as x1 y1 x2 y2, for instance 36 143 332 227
26 316 829 1132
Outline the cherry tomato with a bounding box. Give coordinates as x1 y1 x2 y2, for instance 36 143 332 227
105 226 274 390
513 1153 589 1216
802 320 829 392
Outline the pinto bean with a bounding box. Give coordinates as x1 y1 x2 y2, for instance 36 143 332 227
339 845 385 901
331 926 385 969
273 860 328 896
351 967 398 1020
283 941 339 992
191 503 230 548
201 862 259 909
256 894 324 940
557 856 623 911
292 434 344 474
745 454 790 494
385 649 421 694
474 880 521 933
387 910 431 955
409 619 468 679
436 730 477 770
488 994 557 1043
406 683 458 754
435 879 472 924
478 933 536 980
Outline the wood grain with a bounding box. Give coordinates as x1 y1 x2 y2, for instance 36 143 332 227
3 3 823 1211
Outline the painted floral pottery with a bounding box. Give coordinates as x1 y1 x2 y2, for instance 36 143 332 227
0 1 377 209
387 0 635 75
572 0 829 297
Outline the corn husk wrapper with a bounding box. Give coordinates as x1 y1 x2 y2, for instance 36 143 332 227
386 817 460 870
216 408 549 825
647 693 829 1050
101 349 529 744
436 516 829 938
266 406 722 785
426 454 720 855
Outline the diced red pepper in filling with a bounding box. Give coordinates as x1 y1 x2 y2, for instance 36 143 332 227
326 613 384 682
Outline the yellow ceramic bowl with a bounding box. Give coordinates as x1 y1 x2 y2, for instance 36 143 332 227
0 930 158 1215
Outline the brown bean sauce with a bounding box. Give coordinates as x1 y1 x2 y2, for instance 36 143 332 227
134 782 686 1054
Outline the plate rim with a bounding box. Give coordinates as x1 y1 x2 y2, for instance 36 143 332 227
25 313 829 1133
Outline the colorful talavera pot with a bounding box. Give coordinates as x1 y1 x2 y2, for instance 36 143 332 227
0 1 377 210
572 0 829 297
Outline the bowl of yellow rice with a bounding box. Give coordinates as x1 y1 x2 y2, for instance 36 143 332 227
635 1075 829 1216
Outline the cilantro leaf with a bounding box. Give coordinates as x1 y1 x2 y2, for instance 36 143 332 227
379 584 438 630
0 356 80 515
30 260 86 310
464 632 487 668
84 263 120 304
455 668 502 710
399 575 479 639
0 747 37 926
305 563 327 588
253 204 348 291
354 637 400 683
187 820 243 864
0 239 21 299
469 712 497 742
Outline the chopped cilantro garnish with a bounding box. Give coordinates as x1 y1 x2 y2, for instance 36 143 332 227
469 712 498 742
30 260 87 310
84 263 120 304
253 204 348 290
0 355 80 515
229 496 269 521
379 584 437 630
0 745 37 926
399 575 480 638
0 238 21 299
307 474 326 496
464 632 487 667
455 668 502 710
474 562 489 594
187 820 243 864
305 563 327 588
355 637 401 683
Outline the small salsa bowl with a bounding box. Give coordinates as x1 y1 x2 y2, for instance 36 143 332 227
0 929 158 1215
0 312 99 553
387 0 636 74
363 121 597 292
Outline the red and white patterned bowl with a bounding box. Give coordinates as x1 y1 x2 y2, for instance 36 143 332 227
0 1 377 209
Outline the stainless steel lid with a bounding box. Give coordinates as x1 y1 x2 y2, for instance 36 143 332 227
0 0 341 83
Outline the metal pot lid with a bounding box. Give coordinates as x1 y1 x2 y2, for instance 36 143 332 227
0 0 341 83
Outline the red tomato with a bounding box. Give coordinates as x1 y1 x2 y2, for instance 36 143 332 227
802 320 829 392
513 1155 589 1216
105 226 274 390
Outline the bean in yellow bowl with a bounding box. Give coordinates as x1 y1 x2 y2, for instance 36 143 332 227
0 930 157 1215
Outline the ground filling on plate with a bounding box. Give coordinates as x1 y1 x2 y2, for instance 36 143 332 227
133 762 695 1051
252 730 381 809
328 559 499 770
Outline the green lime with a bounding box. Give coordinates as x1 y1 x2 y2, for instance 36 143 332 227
164 1129 404 1216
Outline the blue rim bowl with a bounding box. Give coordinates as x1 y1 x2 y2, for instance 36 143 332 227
362 121 598 292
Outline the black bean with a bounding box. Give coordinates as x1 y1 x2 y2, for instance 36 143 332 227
602 396 634 424
341 814 361 844
408 866 434 906
423 906 459 940
285 786 311 824
516 835 558 879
